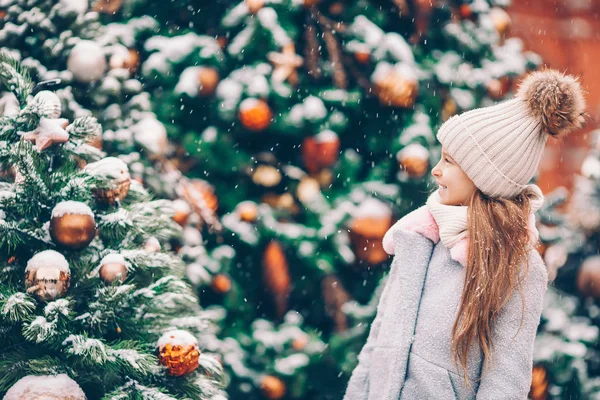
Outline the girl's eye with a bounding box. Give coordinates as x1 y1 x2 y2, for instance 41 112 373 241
444 157 452 164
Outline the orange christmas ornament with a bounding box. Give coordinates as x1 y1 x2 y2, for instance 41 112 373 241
260 375 286 400
529 365 549 400
349 198 393 265
83 157 131 205
236 200 259 223
211 273 232 294
197 67 220 96
98 254 129 284
93 0 122 13
302 130 340 174
396 143 430 178
109 48 140 75
489 7 511 37
577 256 600 299
172 199 192 227
157 330 200 377
262 241 291 319
50 201 96 250
245 0 265 14
372 64 418 108
238 98 272 132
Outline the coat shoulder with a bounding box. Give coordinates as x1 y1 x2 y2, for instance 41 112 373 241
382 206 440 255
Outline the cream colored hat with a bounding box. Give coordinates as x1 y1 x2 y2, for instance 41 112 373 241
437 69 587 198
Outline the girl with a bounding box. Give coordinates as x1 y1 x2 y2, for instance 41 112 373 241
344 69 587 400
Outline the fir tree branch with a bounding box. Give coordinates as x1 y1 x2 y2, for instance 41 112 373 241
0 52 33 106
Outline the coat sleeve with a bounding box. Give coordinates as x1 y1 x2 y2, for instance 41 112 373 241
476 255 548 400
343 256 398 400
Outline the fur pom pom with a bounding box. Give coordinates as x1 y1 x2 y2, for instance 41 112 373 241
516 69 586 139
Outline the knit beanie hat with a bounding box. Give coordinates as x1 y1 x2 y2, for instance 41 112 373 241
437 69 587 198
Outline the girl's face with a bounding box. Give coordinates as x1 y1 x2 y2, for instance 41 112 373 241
431 148 477 206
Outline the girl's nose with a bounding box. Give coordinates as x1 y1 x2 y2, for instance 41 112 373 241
431 163 441 177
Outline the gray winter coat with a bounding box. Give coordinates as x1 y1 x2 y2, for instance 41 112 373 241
343 207 548 400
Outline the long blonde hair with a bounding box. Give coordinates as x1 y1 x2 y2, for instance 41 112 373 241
451 186 538 389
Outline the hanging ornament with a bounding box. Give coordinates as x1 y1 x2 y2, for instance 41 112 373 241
109 46 140 75
442 97 457 122
291 335 309 351
157 329 200 377
372 63 418 108
211 273 232 294
261 193 300 215
302 130 340 174
4 374 86 400
322 274 350 332
267 43 304 85
329 1 344 15
67 40 107 83
238 98 272 132
252 165 282 188
50 201 96 250
33 91 62 119
172 199 192 226
83 157 131 205
354 50 371 65
25 250 71 302
262 241 291 319
489 7 511 38
459 4 475 20
296 176 321 203
21 117 69 152
260 375 286 400
529 365 549 400
349 198 393 265
93 0 122 14
198 67 220 96
396 143 430 178
98 253 129 283
245 0 264 14
178 179 219 225
236 200 258 223
576 255 600 299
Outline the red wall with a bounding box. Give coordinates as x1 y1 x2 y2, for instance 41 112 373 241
508 0 600 195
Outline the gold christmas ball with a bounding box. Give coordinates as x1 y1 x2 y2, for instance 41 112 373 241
236 200 258 223
302 130 340 174
198 67 220 97
211 273 232 294
329 2 344 15
577 255 600 299
83 157 131 205
157 330 201 377
262 241 291 318
303 0 320 7
99 254 129 284
296 177 321 203
93 0 123 14
396 143 430 178
245 0 265 14
252 165 282 188
373 66 418 108
291 335 308 351
50 201 96 250
349 198 393 265
172 199 192 227
354 50 371 65
260 375 286 400
529 365 549 400
442 97 457 121
489 7 511 37
4 373 86 400
238 98 272 132
25 250 71 302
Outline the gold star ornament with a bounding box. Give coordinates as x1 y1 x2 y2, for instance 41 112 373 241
21 117 70 152
267 43 304 85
